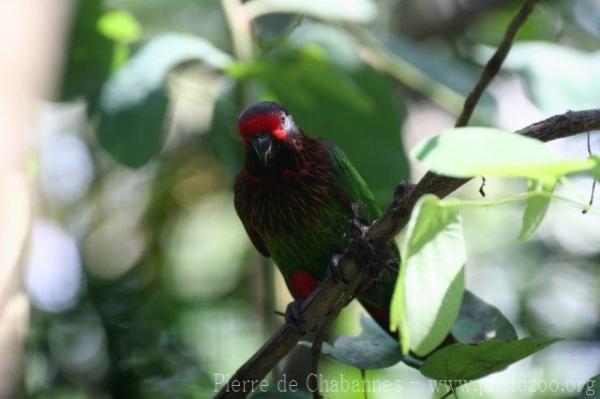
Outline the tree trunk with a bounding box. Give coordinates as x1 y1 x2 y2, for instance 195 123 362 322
0 0 70 396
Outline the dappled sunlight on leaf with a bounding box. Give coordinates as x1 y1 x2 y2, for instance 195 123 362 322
97 33 233 167
391 195 465 356
166 192 251 300
97 10 142 43
413 127 598 183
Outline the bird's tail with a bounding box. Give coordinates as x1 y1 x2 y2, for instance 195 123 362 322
360 300 398 339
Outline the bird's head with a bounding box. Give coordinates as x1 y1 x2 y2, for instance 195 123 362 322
238 101 300 165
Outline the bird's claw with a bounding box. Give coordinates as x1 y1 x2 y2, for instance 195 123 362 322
349 236 381 278
327 254 349 284
346 206 398 280
350 203 369 232
346 215 380 278
394 181 415 203
284 300 306 335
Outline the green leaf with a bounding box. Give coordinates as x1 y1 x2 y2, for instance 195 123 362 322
580 374 600 398
97 87 168 167
248 25 410 205
519 179 556 240
206 81 246 177
390 195 465 356
244 0 376 23
320 315 403 369
413 127 596 182
97 34 233 167
59 0 114 101
247 46 372 112
97 10 142 43
420 338 558 381
452 291 517 343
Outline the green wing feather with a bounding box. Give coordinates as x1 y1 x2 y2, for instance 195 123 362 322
254 141 383 280
326 141 400 328
325 141 381 222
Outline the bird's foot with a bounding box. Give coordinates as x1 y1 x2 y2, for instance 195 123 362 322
327 254 349 284
346 209 379 278
347 204 398 280
284 299 306 335
394 181 415 203
352 238 383 279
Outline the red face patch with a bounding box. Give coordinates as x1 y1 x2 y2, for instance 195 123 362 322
238 113 288 143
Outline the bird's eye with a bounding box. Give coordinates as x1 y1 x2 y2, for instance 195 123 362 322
280 114 286 124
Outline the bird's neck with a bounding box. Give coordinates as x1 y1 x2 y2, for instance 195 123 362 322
245 136 320 180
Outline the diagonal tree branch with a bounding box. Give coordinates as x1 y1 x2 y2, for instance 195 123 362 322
214 1 561 397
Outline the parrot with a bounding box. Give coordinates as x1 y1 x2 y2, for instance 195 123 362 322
233 101 399 334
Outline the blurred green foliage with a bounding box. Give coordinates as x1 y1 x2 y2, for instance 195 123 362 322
27 0 600 398
59 0 114 101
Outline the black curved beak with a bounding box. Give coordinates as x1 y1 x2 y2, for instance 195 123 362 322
251 133 274 165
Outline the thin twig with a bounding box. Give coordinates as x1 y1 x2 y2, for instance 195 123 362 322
309 345 322 399
441 389 454 399
310 286 353 398
361 369 369 399
479 177 487 197
585 131 597 213
454 0 538 127
309 316 335 399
